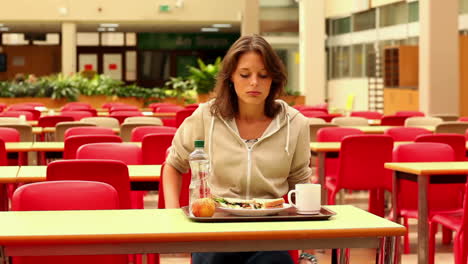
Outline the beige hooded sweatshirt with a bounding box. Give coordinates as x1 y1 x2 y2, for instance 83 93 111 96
166 99 311 200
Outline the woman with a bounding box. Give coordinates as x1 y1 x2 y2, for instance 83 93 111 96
164 34 313 264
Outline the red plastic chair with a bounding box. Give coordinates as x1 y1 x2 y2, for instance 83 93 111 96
0 111 34 120
64 127 115 139
0 139 7 210
392 143 461 256
7 104 35 111
415 134 467 161
38 115 74 127
153 105 184 113
77 143 143 166
458 117 468 122
384 127 432 141
131 126 177 142
109 105 140 113
142 133 175 165
110 111 144 124
176 108 195 128
325 135 393 217
59 111 93 121
317 127 364 181
429 183 468 264
380 115 409 126
63 135 122 159
148 102 177 112
11 180 128 264
101 102 130 110
185 104 199 109
395 111 425 117
62 108 97 116
299 106 328 114
351 111 383 120
5 107 41 120
47 159 131 209
0 127 20 142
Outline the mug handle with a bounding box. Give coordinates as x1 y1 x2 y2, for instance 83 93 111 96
287 190 297 208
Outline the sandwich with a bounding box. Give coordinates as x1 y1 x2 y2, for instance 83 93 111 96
213 197 285 209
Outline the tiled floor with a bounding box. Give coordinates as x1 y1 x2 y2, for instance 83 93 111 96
144 191 456 264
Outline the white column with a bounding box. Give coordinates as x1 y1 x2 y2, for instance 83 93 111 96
419 0 459 115
299 0 326 105
61 22 77 75
241 0 259 36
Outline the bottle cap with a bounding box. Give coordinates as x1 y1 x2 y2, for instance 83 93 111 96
194 140 204 148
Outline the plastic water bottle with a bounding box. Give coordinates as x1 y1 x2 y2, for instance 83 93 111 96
188 140 211 214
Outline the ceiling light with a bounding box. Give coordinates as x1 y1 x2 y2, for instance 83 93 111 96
100 23 119 28
0 27 9 32
201 27 219 32
107 28 116 32
212 24 232 28
97 27 106 32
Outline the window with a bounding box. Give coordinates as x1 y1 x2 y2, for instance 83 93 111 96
379 2 408 27
77 33 99 46
329 46 351 79
461 0 468 14
138 51 170 84
408 1 419 22
32 33 60 45
2 34 28 45
125 33 136 46
353 9 376 32
101 33 124 46
331 17 351 35
351 44 364 77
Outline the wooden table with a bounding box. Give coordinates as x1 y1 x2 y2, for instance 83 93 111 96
384 162 468 264
347 126 435 134
0 205 404 264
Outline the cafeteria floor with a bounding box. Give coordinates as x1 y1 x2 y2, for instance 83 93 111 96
144 186 454 263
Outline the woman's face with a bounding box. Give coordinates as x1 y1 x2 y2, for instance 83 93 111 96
231 51 272 108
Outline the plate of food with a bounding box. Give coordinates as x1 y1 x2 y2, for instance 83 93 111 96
213 197 291 216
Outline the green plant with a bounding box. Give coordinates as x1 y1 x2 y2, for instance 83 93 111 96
44 74 80 101
187 57 221 94
164 77 196 103
285 87 301 96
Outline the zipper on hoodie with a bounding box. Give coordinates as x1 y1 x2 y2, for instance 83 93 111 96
246 146 252 199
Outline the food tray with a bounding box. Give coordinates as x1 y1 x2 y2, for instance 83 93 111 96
182 206 336 222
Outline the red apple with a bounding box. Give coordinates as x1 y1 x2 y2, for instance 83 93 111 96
191 198 216 217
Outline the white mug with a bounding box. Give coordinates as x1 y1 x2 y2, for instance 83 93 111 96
287 184 321 215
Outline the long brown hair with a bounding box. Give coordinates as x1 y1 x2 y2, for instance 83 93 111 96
210 34 287 119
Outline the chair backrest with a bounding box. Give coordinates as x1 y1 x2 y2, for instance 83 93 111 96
6 108 41 120
0 111 34 120
64 135 122 159
404 117 443 127
395 111 425 117
316 127 363 142
77 143 142 165
142 133 175 165
109 105 139 113
47 159 131 209
55 122 96 141
415 133 466 161
0 127 20 142
131 126 177 142
331 116 369 126
175 108 196 128
459 117 468 122
0 139 7 165
336 135 393 190
185 104 199 109
435 122 468 135
7 104 35 110
308 117 326 125
384 127 432 141
59 111 94 121
12 180 120 211
0 124 33 141
298 106 328 114
432 114 459 121
62 108 98 116
309 124 338 142
154 105 184 113
157 163 192 209
120 123 160 142
123 116 163 125
101 102 129 109
350 111 383 120
64 126 115 139
81 117 120 129
110 111 144 124
393 143 459 211
38 115 74 127
380 115 409 126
